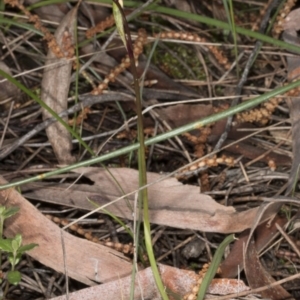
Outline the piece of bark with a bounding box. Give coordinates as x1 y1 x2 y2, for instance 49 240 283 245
41 7 77 164
0 175 132 286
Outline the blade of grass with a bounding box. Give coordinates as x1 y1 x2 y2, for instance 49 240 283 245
1 79 300 190
222 0 239 78
0 18 42 34
8 1 299 59
77 1 300 54
73 12 80 135
197 234 235 300
151 4 300 53
22 0 300 53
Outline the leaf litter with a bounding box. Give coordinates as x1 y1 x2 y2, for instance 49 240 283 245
1 0 300 299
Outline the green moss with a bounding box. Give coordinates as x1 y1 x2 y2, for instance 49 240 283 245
147 42 207 80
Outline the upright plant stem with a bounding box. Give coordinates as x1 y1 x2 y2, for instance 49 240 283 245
112 1 169 299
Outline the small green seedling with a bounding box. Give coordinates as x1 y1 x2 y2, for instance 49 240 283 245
0 234 38 285
0 206 38 299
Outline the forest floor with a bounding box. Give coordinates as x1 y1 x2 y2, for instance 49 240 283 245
1 0 300 299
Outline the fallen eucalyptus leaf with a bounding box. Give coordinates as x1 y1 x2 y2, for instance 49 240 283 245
0 175 132 286
22 167 278 233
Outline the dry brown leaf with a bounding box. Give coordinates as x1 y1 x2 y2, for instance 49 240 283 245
283 8 300 32
49 264 249 300
208 278 250 295
22 167 278 233
154 103 214 129
220 216 287 278
41 7 77 164
244 237 293 300
0 175 132 286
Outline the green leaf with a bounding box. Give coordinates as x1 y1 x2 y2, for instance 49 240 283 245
3 207 19 219
7 271 21 285
18 243 38 254
0 239 13 252
8 253 14 266
12 234 22 252
113 0 126 47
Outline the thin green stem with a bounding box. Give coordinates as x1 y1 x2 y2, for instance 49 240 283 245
113 1 168 299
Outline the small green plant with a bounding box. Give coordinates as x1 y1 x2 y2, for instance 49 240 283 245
0 206 38 299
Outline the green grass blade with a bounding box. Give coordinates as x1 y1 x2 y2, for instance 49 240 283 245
1 79 299 190
75 1 300 53
0 17 42 34
222 0 239 77
197 234 235 300
152 5 300 53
